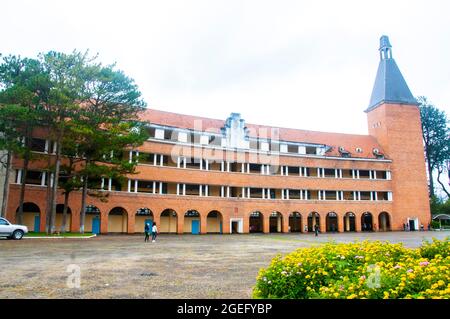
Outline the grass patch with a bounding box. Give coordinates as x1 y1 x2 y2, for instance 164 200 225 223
25 232 94 237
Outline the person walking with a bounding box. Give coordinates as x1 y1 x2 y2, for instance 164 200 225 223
314 224 319 237
151 223 158 242
144 223 150 242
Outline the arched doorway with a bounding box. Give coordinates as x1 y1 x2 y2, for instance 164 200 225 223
135 208 153 233
207 210 223 234
108 207 128 233
249 211 263 233
16 202 40 232
326 212 338 232
184 210 201 234
85 205 101 234
289 212 302 232
307 212 320 232
160 209 177 233
343 212 356 232
378 212 391 232
361 212 373 231
270 212 283 233
56 204 72 232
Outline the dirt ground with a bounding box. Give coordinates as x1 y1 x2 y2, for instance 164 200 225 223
0 231 448 299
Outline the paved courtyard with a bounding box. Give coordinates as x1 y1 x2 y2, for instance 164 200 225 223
0 231 449 299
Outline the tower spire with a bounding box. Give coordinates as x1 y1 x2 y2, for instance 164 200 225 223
366 35 418 111
379 35 392 60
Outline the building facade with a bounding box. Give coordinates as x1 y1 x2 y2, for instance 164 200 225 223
4 36 431 234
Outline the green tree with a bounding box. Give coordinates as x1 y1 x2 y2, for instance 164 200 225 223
0 55 50 223
73 61 148 233
418 96 450 199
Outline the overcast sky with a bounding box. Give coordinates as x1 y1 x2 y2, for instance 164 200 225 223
1 0 449 134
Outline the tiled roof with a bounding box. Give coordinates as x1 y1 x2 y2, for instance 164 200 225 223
138 108 386 159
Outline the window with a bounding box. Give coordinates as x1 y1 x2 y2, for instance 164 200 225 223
30 138 46 152
0 219 9 225
280 144 288 153
155 129 164 139
305 147 316 155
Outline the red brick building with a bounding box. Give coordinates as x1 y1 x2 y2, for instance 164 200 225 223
5 36 430 234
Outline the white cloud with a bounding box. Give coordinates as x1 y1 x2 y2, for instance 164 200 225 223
1 0 449 133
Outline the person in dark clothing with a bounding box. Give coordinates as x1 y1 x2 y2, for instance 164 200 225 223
144 223 150 242
314 224 319 237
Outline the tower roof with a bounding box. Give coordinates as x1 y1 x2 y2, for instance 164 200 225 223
367 35 418 111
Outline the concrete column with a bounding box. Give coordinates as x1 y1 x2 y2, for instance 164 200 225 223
41 172 46 186
286 189 290 200
16 169 22 184
199 185 203 197
129 150 133 163
227 186 230 198
374 170 377 179
221 186 224 197
241 187 245 198
357 170 360 179
153 181 156 194
101 178 105 190
281 189 285 200
205 185 209 197
109 178 113 191
206 160 209 171
177 157 181 168
183 184 186 195
176 183 180 195
247 187 250 198
153 154 157 166
227 162 230 172
134 180 138 193
159 182 163 194
247 163 250 173
160 155 164 166
346 215 351 231
127 179 131 192
221 161 224 172
262 188 265 199
241 163 245 173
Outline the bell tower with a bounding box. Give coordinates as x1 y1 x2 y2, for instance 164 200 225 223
366 35 430 230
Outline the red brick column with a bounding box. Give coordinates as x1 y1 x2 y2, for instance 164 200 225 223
319 214 326 233
282 213 290 233
222 215 230 234
177 214 184 234
200 214 208 234
263 213 270 234
127 213 135 234
337 214 344 233
100 212 108 234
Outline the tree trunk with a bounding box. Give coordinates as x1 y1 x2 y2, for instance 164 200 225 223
50 139 62 234
80 174 88 234
427 161 435 198
437 167 450 198
45 152 53 234
1 150 12 218
61 191 70 233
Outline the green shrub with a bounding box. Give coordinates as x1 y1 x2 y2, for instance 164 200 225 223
253 239 450 299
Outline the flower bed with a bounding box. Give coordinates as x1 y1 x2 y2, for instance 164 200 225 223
253 238 450 299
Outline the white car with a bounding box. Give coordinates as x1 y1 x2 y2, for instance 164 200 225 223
0 217 28 240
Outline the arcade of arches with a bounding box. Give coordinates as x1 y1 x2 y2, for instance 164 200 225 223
14 202 393 234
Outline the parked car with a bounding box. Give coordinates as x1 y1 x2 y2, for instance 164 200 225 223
0 217 28 240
